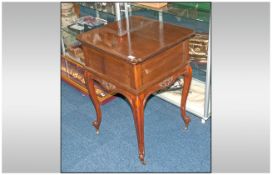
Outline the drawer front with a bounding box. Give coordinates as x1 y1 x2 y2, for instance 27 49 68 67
83 47 104 73
141 41 189 85
103 55 131 85
82 46 131 87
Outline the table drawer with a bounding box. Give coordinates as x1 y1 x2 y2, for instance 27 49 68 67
141 41 189 85
83 46 132 87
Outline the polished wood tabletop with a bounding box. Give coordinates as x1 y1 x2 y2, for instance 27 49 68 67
77 16 194 164
77 16 194 63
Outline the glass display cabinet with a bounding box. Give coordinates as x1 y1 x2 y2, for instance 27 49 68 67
61 3 120 103
61 2 211 121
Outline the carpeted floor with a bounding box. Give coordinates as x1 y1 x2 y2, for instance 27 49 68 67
61 81 211 172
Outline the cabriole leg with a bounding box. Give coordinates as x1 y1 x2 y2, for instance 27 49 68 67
84 72 102 135
130 94 146 164
180 65 192 129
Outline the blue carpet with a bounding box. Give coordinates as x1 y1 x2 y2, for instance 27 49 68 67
61 81 211 172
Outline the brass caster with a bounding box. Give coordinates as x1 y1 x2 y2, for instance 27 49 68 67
139 154 146 165
183 117 191 130
95 129 99 135
140 160 147 165
92 121 100 135
182 125 188 130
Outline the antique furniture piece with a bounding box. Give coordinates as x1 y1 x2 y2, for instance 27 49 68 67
77 16 194 164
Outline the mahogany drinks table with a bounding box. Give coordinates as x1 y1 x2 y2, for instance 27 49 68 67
77 16 194 164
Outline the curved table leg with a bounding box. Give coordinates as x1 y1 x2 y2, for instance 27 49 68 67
84 72 102 134
181 65 192 129
129 94 146 164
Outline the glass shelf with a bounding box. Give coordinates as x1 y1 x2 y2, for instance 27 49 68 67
63 53 85 66
77 2 116 16
130 3 210 34
62 26 82 36
130 3 210 23
62 29 81 48
77 2 117 23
